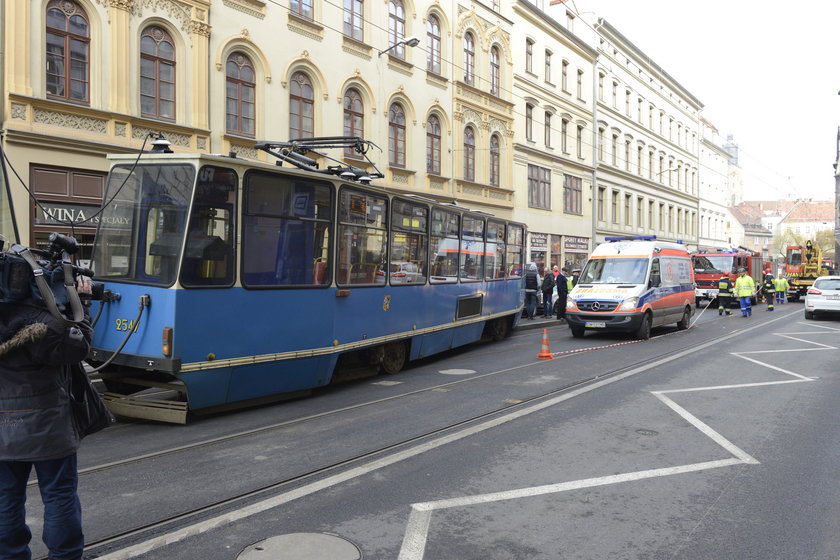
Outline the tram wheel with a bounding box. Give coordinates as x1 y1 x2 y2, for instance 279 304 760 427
380 341 407 375
489 317 510 341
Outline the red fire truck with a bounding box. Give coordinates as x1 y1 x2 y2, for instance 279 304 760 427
692 247 764 307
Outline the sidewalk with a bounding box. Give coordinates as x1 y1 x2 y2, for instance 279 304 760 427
515 314 568 333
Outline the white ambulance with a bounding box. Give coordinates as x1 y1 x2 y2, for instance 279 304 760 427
565 236 695 340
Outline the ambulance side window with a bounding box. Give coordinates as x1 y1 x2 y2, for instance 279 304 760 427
649 258 661 287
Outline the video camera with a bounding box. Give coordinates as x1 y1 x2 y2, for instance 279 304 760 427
0 232 104 307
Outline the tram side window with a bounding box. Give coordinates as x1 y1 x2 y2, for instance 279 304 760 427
430 208 459 284
337 188 387 286
390 199 428 285
181 166 237 287
486 221 506 280
461 216 485 282
242 171 332 287
506 224 525 278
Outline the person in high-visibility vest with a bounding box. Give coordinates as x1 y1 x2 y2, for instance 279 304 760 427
734 267 755 317
761 274 775 311
717 273 733 316
774 276 789 304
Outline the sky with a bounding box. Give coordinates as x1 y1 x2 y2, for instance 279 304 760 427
567 0 840 202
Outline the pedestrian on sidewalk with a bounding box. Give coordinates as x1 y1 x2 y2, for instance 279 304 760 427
524 262 538 320
556 267 570 322
541 267 556 318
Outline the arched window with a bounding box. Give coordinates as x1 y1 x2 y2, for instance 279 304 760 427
343 0 363 41
343 88 364 155
489 135 500 187
426 14 441 74
140 26 175 120
388 103 406 167
225 52 255 136
463 32 475 85
490 46 500 95
46 0 90 103
388 0 406 59
426 115 441 174
289 71 314 139
463 127 475 181
525 104 533 141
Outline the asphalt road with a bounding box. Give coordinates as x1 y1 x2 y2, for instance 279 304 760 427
25 304 840 560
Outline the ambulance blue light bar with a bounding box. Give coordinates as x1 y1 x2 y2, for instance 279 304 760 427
605 235 657 242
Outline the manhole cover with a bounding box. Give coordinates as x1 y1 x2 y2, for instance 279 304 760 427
238 533 361 560
636 428 659 436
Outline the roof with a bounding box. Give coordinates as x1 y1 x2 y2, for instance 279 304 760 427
728 205 772 235
782 201 835 223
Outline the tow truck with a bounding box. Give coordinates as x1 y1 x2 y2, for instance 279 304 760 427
784 240 829 301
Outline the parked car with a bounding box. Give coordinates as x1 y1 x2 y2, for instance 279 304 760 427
804 275 840 319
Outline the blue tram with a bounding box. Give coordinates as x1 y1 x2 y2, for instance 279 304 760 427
87 137 525 423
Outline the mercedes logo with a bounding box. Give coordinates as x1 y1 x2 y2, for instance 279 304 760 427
591 301 601 311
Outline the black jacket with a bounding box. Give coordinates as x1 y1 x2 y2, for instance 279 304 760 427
0 301 92 461
541 273 556 292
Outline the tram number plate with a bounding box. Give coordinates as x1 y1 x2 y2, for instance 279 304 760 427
585 321 606 328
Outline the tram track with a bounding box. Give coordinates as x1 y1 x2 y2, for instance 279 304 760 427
69 317 751 560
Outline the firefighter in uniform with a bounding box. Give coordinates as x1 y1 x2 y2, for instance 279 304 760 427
761 273 775 311
774 275 789 304
734 267 755 317
717 273 733 316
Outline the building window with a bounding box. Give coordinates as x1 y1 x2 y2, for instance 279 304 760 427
564 175 582 215
611 190 619 224
343 88 364 155
577 125 584 158
140 26 175 120
611 134 618 166
528 164 550 210
490 46 500 95
343 0 363 40
526 39 534 73
526 104 534 141
624 140 631 171
46 0 90 103
289 70 313 139
598 128 605 162
612 81 618 108
561 118 568 153
489 135 500 187
577 69 584 98
545 50 552 83
291 0 313 18
561 60 569 91
598 72 604 101
463 126 475 181
426 114 441 174
426 14 441 74
226 53 256 136
464 32 475 85
649 200 655 229
389 103 406 167
388 0 407 59
624 194 632 226
544 112 552 147
597 187 605 221
637 196 644 227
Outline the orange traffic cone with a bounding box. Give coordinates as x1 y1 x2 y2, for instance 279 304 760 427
537 328 553 360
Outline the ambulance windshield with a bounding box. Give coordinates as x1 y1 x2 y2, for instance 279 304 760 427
580 258 648 284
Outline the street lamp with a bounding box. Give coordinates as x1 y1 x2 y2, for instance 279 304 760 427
378 36 420 57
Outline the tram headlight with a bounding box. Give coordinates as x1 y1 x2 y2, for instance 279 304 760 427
617 297 639 311
162 327 173 357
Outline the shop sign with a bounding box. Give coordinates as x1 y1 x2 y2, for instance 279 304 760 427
36 202 117 227
564 235 589 250
530 232 548 248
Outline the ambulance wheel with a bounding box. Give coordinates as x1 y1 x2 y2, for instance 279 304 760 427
570 326 585 338
676 306 691 330
635 313 652 340
380 341 407 374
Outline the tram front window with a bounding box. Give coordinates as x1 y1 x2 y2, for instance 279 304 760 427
91 163 195 286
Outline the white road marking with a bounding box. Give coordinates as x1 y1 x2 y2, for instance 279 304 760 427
92 312 801 559
396 316 835 559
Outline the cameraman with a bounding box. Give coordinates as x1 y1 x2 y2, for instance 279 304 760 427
0 278 92 560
